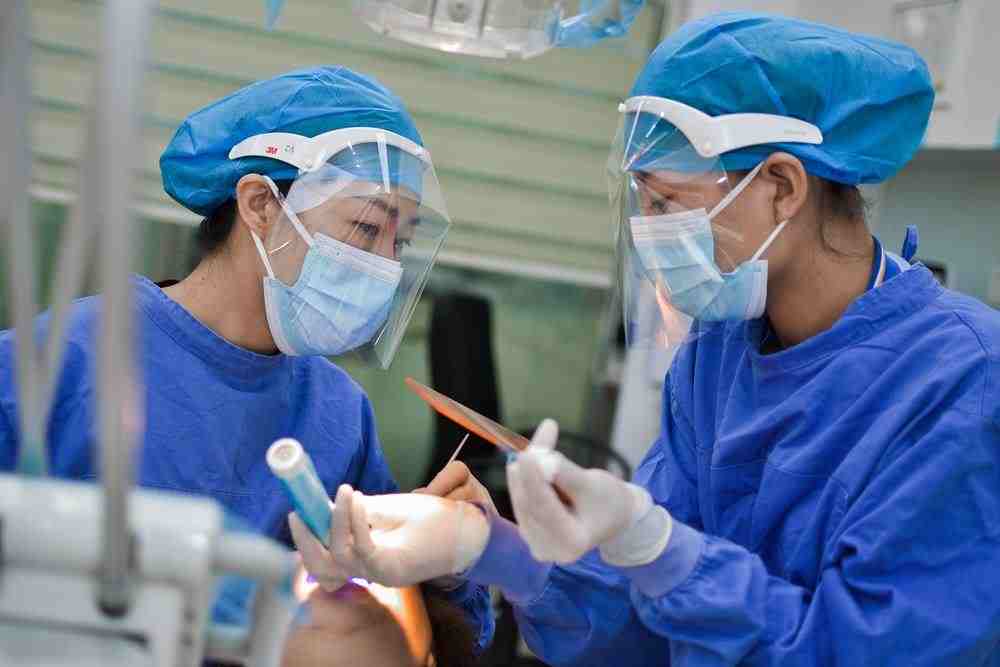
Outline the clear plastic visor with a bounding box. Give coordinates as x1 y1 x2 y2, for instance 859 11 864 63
260 140 450 369
608 108 746 352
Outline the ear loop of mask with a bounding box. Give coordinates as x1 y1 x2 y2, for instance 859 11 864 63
249 175 316 280
707 161 765 221
750 219 790 262
704 161 790 269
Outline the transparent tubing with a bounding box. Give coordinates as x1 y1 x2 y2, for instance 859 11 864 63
0 0 46 476
93 0 157 617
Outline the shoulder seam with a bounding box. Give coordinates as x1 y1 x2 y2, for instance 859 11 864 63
946 307 994 424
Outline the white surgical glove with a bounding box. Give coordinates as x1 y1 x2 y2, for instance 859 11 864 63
414 460 498 591
507 419 673 566
415 461 498 516
289 484 490 590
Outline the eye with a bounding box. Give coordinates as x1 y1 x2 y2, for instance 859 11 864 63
394 237 413 254
354 222 381 240
648 196 671 215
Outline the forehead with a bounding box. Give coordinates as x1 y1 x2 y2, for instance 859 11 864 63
635 169 727 192
289 172 423 208
318 188 422 218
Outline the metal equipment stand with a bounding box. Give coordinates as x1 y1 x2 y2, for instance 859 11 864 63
0 3 296 664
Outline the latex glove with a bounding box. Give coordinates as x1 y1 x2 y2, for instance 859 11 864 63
507 419 673 566
289 484 490 590
415 461 498 516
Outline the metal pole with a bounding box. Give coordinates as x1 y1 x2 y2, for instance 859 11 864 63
93 0 157 616
37 207 96 430
37 165 99 434
0 0 46 477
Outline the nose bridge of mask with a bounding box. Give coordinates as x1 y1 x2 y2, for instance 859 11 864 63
630 208 708 241
258 175 404 290
313 233 403 285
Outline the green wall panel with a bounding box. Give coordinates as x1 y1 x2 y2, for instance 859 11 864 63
20 0 655 482
28 0 657 276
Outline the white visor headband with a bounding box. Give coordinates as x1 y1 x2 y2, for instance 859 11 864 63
228 126 432 173
619 96 823 160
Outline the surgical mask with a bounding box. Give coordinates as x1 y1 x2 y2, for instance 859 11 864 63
251 179 403 357
630 163 788 322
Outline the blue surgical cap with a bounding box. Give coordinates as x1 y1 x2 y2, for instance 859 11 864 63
630 13 935 184
160 66 424 216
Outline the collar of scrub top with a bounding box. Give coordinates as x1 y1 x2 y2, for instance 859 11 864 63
617 96 824 166
870 236 887 289
228 126 432 191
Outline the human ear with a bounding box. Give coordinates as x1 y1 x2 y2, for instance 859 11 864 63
761 152 809 225
235 174 281 238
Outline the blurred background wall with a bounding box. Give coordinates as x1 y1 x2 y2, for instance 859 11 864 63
5 0 1000 490
7 0 667 489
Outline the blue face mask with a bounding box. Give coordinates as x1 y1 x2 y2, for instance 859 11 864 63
252 183 403 357
629 164 788 322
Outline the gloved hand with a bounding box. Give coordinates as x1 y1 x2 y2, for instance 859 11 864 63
415 461 498 516
507 419 673 566
289 484 490 590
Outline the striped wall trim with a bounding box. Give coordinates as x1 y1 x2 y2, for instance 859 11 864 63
64 0 624 104
32 95 608 203
27 184 614 287
30 153 612 253
32 39 614 154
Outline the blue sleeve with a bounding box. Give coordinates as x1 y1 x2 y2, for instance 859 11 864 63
463 376 697 666
621 407 1000 665
466 511 668 665
346 393 398 495
430 578 496 654
0 392 16 471
513 552 671 666
0 331 19 470
0 309 96 478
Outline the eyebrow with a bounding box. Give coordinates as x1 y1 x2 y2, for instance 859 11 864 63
637 171 705 196
636 173 673 198
363 198 400 219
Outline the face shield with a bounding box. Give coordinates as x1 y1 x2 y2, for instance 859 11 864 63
608 96 822 351
229 128 450 369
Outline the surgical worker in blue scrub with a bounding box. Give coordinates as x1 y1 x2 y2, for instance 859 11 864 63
0 65 492 648
288 13 1000 666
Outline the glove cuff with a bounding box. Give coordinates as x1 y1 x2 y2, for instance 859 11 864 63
599 494 673 567
451 501 491 575
463 511 552 604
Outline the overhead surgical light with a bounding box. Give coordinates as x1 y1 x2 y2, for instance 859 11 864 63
265 0 644 59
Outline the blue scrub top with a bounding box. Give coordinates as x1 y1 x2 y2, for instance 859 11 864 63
0 276 396 540
0 276 494 648
473 243 1000 665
